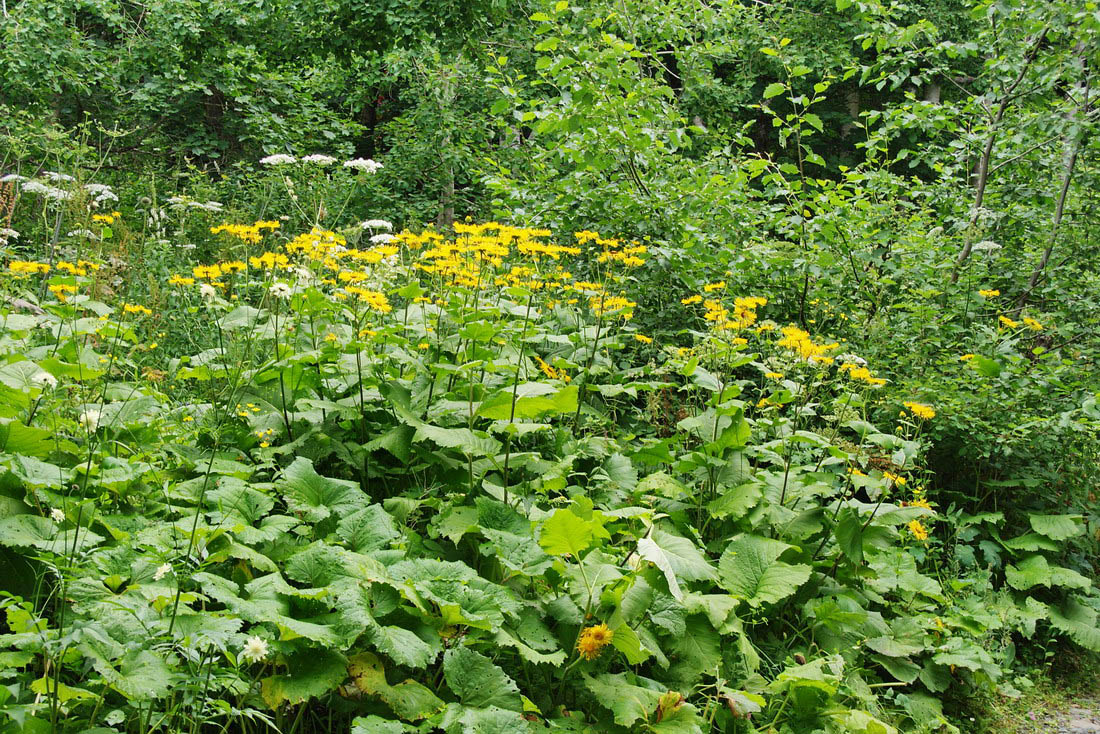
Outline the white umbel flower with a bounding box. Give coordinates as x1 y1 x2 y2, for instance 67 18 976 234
79 409 102 430
343 158 383 173
50 508 66 523
360 219 392 231
22 181 72 201
153 563 172 581
369 233 395 244
0 174 27 183
972 240 1002 253
84 183 119 204
259 154 297 166
199 283 218 300
241 636 269 663
301 154 337 165
269 282 293 299
32 372 58 389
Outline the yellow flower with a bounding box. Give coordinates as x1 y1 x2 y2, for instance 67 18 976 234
883 471 907 486
577 623 613 660
324 332 338 343
907 520 929 541
193 264 222 280
48 283 79 302
1022 317 1043 331
998 315 1020 329
168 274 195 286
681 294 703 305
418 342 430 351
960 354 974 361
634 334 653 344
978 289 1000 298
123 303 152 316
703 281 726 292
903 401 935 420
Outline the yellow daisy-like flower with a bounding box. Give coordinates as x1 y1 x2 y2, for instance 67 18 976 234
978 289 1000 298
681 294 703 305
998 315 1020 329
903 401 935 420
959 354 974 361
907 519 929 541
577 623 613 660
634 334 653 344
764 372 784 379
1022 317 1043 331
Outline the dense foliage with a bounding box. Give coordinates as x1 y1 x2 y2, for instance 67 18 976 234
1 0 1098 732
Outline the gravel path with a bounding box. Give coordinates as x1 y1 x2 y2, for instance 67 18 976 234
1031 699 1100 733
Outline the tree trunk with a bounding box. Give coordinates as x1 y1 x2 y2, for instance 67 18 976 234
949 29 1049 283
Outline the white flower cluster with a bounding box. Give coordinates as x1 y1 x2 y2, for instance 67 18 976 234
22 180 73 202
32 372 58 389
259 154 384 173
0 174 27 183
43 171 75 183
0 228 19 243
972 240 1002 253
360 219 392 230
167 195 224 213
369 233 395 244
344 158 383 173
84 183 119 205
67 229 100 240
259 154 297 166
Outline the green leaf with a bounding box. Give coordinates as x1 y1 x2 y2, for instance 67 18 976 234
763 82 786 98
636 529 716 601
338 505 401 552
583 673 663 727
279 456 365 524
349 652 445 721
352 715 411 734
1006 555 1052 590
1048 597 1100 651
443 646 522 711
834 508 865 564
971 355 1002 377
718 535 811 607
0 420 54 457
261 648 347 708
1029 514 1083 541
539 509 596 556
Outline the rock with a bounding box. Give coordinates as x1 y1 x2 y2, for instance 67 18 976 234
1066 718 1100 734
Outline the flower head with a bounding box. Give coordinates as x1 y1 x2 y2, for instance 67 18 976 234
907 519 929 541
360 219 393 230
903 401 935 420
241 636 269 664
50 508 65 523
153 563 172 581
269 282 293 299
344 158 383 173
259 154 297 166
301 154 337 166
577 623 613 660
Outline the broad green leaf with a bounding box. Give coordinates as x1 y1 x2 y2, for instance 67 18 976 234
583 673 663 727
261 649 347 708
443 646 522 711
279 456 364 524
636 529 716 601
1029 514 1083 541
539 509 596 556
351 715 411 734
1048 597 1100 651
349 653 445 721
718 535 811 607
338 504 401 552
